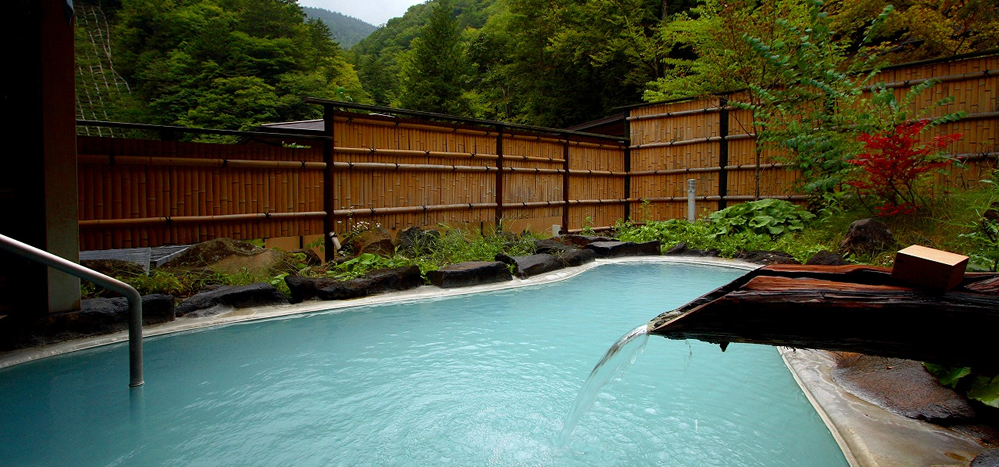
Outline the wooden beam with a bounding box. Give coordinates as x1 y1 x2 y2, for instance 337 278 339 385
649 265 999 369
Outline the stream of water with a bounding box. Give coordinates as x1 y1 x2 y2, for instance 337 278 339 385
558 324 650 446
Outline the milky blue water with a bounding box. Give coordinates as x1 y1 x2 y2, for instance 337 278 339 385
0 262 848 466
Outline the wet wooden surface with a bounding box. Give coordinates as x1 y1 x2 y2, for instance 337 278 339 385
649 265 999 369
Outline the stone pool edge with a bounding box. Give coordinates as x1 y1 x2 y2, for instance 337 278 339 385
0 256 758 370
780 347 985 467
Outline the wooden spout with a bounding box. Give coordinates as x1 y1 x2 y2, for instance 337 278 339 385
648 265 999 369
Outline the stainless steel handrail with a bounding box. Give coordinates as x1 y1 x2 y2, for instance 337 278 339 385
0 233 143 387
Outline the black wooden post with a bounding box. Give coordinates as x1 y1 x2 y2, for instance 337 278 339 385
495 125 504 230
718 98 730 210
562 141 570 233
623 118 632 222
322 106 337 262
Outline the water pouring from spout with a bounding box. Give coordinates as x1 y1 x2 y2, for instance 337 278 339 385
557 324 650 446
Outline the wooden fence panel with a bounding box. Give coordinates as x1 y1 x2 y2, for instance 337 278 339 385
627 54 998 219
77 54 995 249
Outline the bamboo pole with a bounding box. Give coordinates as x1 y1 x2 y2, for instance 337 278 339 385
78 211 327 227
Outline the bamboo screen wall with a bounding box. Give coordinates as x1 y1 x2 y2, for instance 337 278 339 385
627 53 998 220
316 111 628 237
77 136 327 250
77 53 996 251
77 112 628 250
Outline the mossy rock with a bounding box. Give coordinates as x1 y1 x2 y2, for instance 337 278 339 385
162 238 262 269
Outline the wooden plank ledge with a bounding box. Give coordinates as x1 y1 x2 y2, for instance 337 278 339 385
649 265 999 369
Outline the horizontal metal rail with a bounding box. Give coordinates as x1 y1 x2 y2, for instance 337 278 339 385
0 233 143 387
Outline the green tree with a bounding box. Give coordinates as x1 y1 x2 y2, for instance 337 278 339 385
398 0 471 115
830 0 999 64
109 0 368 130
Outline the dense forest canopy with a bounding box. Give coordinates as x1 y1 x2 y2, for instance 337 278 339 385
76 0 368 131
76 0 999 131
300 6 378 49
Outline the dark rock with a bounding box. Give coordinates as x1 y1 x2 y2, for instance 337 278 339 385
176 283 289 317
288 249 323 267
534 239 573 255
832 353 977 424
737 250 800 265
76 294 176 332
345 226 395 257
0 294 176 346
972 449 999 467
495 253 565 279
285 266 422 303
560 235 615 248
396 227 440 256
426 261 513 288
805 250 849 266
663 242 719 257
557 248 597 267
839 219 895 257
585 240 661 258
162 238 260 268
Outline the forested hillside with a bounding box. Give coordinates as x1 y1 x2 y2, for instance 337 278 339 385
75 0 368 131
76 0 999 132
301 6 378 49
351 0 999 128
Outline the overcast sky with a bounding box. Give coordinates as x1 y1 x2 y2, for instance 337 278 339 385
298 0 427 26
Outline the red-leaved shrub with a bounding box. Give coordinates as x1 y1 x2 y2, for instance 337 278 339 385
847 120 961 216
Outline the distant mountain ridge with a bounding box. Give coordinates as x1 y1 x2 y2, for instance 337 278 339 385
302 6 378 49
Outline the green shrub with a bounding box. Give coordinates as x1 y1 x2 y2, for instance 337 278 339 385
327 253 413 280
707 199 815 237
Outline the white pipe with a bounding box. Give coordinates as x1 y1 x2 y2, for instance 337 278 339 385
687 179 696 222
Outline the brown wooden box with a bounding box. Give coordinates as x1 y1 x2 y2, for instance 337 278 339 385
891 245 968 291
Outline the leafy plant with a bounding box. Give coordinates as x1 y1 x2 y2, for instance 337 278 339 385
707 199 816 237
960 212 999 272
327 253 412 280
847 120 961 216
581 216 596 236
925 363 999 408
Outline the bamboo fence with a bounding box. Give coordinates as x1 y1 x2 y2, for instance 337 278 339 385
78 53 997 251
78 108 628 251
628 53 998 219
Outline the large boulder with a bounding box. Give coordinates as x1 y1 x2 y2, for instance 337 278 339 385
176 283 289 317
805 250 849 266
737 250 800 265
533 239 573 255
585 240 661 258
75 294 176 333
426 261 513 288
832 353 977 423
663 242 719 258
396 227 440 256
345 226 395 257
557 248 597 267
495 253 565 279
972 450 999 467
839 219 895 257
559 235 615 248
284 266 422 303
160 238 285 276
162 238 260 268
